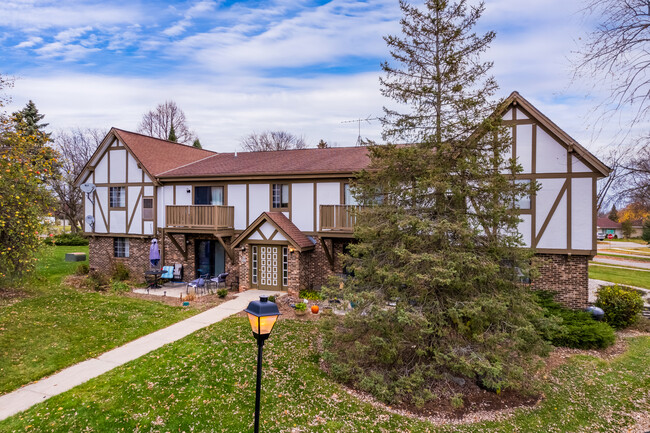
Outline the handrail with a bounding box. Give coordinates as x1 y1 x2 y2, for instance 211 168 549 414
320 205 359 231
166 205 234 230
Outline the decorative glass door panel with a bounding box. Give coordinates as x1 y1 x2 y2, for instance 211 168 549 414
258 246 279 290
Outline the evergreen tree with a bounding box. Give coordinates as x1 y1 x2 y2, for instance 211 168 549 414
608 204 619 222
642 218 650 244
168 124 177 142
192 138 202 149
12 100 50 145
323 0 551 406
317 139 328 149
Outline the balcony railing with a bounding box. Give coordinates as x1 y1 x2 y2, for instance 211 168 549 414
320 205 359 232
166 205 234 230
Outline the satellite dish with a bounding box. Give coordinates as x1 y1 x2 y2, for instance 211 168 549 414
80 183 96 193
85 215 95 226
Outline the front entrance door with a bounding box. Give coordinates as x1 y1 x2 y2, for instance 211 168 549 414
251 245 287 290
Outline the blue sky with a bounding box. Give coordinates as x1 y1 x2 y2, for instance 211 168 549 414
0 0 638 152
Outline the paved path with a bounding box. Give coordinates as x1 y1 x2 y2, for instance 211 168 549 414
592 256 650 270
0 290 281 422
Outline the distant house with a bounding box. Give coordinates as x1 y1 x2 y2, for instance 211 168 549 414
74 92 609 308
597 217 644 238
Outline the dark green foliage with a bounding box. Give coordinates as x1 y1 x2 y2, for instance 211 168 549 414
168 124 177 142
12 100 50 144
268 295 276 303
608 204 619 222
75 263 90 275
595 285 644 329
324 0 551 406
621 220 633 238
192 138 202 149
299 288 322 300
643 218 650 243
43 233 89 246
217 288 228 298
111 262 130 282
535 291 615 349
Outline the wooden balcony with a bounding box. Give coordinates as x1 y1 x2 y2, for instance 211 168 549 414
319 205 359 234
166 205 234 232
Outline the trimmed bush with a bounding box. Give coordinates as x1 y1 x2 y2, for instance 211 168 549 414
75 263 90 275
217 288 228 298
595 285 644 329
535 291 615 349
43 233 89 246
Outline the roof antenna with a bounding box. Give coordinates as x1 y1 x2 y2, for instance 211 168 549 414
341 115 378 146
234 151 238 157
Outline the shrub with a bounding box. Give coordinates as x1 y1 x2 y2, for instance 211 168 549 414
268 295 276 303
111 262 130 281
295 302 307 312
299 289 322 300
595 285 644 329
217 288 228 298
85 271 108 291
43 233 89 246
75 263 89 275
110 280 130 293
535 291 615 349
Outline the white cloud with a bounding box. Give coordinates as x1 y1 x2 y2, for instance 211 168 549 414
163 0 218 37
15 36 43 49
55 26 93 44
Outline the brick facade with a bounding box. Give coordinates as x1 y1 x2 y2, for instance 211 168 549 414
90 237 588 309
531 253 589 309
89 236 152 282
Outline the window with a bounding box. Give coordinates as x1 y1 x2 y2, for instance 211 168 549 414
272 184 289 209
251 246 258 284
515 179 531 210
194 186 224 205
109 187 125 208
114 237 129 258
343 183 358 205
282 247 288 286
142 197 154 220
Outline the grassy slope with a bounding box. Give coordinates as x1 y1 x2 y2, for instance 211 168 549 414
589 264 650 289
0 246 196 395
1 317 648 432
597 253 650 263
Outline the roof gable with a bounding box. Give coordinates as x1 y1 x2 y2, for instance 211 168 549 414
232 212 315 251
501 92 610 177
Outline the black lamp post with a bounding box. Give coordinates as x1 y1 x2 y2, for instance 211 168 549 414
244 295 281 433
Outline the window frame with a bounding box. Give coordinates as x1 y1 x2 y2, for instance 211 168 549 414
514 179 532 211
271 184 290 211
194 185 225 206
109 186 126 209
113 237 129 258
142 197 154 220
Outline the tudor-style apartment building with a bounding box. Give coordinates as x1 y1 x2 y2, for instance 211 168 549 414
75 92 609 308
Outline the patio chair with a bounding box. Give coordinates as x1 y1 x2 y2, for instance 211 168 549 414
211 272 229 290
160 266 174 281
186 273 208 295
173 263 183 281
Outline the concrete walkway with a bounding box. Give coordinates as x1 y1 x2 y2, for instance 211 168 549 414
0 290 281 422
592 256 650 270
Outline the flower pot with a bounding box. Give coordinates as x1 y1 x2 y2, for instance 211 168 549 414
295 309 307 316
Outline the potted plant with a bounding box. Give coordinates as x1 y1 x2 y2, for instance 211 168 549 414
295 302 307 316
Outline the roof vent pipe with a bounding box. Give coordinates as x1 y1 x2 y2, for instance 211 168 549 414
235 151 238 157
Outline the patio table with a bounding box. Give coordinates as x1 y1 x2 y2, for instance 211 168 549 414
145 270 164 289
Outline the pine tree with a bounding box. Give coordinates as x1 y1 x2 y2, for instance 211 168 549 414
324 0 551 406
192 138 202 149
12 100 50 145
317 139 328 149
168 124 177 142
608 204 619 222
642 218 650 244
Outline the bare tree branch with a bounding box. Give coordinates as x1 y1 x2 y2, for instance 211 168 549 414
137 100 196 145
239 131 307 151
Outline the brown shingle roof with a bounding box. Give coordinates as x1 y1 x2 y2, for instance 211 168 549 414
263 212 315 250
113 128 216 177
158 146 371 178
597 217 622 229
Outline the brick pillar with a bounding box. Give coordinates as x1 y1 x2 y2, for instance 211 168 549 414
531 253 589 309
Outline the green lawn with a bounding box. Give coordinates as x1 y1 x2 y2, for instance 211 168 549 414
589 263 650 289
0 245 196 395
599 238 648 244
1 317 648 432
